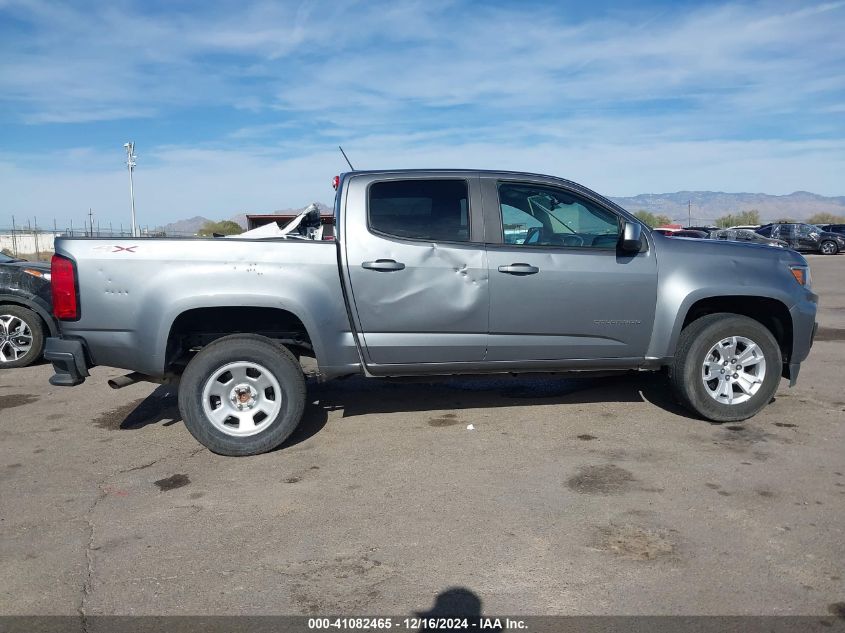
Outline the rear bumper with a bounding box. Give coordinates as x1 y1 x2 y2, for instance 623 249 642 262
44 337 91 386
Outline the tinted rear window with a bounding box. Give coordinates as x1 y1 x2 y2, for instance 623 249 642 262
368 179 470 242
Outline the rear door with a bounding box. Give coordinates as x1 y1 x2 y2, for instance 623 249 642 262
798 224 821 251
769 225 791 248
481 176 657 362
343 173 489 367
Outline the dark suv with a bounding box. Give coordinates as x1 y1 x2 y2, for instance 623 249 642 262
0 252 57 367
756 223 845 255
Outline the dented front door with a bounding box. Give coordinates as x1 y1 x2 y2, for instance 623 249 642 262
343 173 489 366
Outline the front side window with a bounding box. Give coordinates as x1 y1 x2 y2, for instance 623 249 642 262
498 182 620 249
368 179 470 242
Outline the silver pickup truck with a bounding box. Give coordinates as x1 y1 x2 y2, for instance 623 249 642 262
45 170 818 456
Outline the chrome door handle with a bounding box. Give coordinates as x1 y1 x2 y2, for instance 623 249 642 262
497 263 539 275
362 259 406 271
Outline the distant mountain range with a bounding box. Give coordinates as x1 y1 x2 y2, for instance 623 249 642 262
609 191 845 223
160 192 845 234
158 215 214 235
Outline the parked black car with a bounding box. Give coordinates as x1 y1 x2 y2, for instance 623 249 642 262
668 229 710 239
755 223 845 255
0 252 56 367
711 228 788 248
817 224 845 237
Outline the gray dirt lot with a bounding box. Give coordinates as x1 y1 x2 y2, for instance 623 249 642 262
0 255 843 618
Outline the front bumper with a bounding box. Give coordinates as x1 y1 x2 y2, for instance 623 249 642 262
784 290 818 386
44 337 91 386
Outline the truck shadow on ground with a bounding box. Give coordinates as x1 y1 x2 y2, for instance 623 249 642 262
310 371 692 420
110 371 706 446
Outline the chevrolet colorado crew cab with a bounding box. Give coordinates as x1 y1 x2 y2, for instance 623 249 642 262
45 170 818 456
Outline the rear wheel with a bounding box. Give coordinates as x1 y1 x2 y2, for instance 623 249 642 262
819 240 838 255
0 305 45 368
178 334 306 456
669 313 781 422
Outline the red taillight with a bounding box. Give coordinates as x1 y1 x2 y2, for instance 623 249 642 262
51 254 79 320
332 175 339 190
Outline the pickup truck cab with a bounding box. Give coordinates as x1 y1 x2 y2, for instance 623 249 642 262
45 170 818 455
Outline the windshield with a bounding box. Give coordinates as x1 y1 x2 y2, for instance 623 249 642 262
0 252 19 263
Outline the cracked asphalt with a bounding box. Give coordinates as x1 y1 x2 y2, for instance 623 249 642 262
0 255 843 617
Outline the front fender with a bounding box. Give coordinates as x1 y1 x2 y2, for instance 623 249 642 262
647 237 805 360
652 287 795 361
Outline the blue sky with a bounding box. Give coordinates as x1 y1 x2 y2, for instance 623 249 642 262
1 0 844 229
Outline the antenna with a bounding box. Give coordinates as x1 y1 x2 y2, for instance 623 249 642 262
338 145 355 171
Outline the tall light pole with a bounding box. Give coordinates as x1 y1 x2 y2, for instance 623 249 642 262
124 142 138 237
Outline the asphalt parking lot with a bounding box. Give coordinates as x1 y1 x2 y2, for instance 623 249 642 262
1 256 843 618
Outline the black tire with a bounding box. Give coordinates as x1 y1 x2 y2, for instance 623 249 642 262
819 240 838 255
178 334 306 456
0 305 45 368
668 313 781 422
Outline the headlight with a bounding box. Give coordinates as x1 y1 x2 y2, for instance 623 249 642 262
789 265 810 288
23 268 50 281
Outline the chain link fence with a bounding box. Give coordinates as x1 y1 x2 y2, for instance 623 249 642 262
1 225 198 260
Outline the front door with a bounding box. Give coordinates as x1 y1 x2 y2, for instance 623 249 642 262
482 178 658 362
344 175 488 366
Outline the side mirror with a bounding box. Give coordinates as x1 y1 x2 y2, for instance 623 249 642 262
620 221 643 252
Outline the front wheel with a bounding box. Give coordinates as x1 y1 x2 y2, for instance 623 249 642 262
819 240 838 255
669 313 782 422
178 334 306 456
0 305 45 368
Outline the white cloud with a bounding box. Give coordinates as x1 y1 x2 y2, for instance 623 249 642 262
1 0 844 226
3 1 843 122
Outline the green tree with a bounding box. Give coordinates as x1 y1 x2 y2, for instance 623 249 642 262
806 212 845 225
714 209 760 228
197 220 244 236
634 210 673 228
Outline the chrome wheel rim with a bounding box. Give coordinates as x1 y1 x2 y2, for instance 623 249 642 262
701 336 766 405
821 242 835 254
201 361 283 437
0 315 34 363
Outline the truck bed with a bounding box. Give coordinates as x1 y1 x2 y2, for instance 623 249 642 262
53 237 361 378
